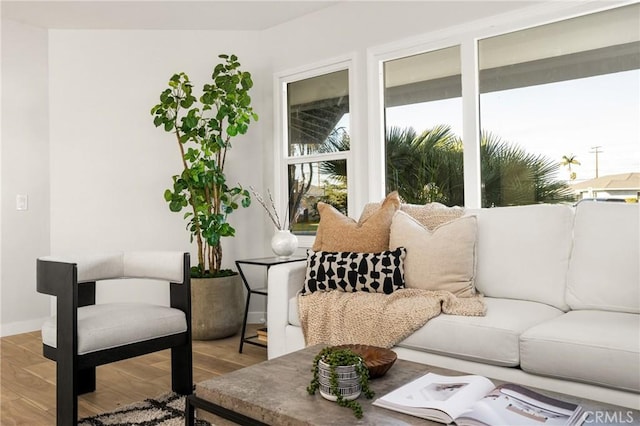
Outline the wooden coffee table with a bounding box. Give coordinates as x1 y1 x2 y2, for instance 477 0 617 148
187 344 638 425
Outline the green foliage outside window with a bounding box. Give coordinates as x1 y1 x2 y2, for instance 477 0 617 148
386 125 576 207
288 119 576 234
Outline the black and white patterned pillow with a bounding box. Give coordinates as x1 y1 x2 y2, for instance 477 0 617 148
301 247 406 295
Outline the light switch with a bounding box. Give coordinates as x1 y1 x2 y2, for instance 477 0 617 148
16 194 28 211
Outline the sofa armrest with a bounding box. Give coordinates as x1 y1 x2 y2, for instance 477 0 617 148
267 261 306 359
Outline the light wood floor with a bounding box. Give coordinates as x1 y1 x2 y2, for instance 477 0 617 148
0 324 267 425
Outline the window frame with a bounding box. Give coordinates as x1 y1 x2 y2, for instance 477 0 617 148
367 1 635 209
272 2 635 245
273 55 357 247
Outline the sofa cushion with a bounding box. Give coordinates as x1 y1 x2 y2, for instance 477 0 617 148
566 201 639 314
301 248 406 295
42 303 187 355
396 297 564 367
360 201 465 230
520 310 640 392
469 204 573 311
312 191 400 252
390 211 477 297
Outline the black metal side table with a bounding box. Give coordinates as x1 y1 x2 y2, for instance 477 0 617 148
236 256 305 353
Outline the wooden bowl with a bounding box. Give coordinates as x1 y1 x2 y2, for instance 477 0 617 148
332 344 397 378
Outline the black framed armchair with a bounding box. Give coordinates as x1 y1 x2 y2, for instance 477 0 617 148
36 251 193 425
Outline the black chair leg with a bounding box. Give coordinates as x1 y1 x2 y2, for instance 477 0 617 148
57 358 77 425
171 343 193 395
78 366 96 394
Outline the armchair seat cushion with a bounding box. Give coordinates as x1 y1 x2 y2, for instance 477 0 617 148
42 303 187 355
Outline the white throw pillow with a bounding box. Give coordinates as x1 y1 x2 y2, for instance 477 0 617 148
389 211 477 297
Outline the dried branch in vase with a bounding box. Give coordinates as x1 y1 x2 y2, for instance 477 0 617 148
250 186 286 231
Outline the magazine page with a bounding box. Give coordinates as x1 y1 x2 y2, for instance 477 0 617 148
373 373 496 423
455 383 585 426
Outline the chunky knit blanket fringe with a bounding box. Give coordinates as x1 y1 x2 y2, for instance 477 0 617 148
298 289 486 349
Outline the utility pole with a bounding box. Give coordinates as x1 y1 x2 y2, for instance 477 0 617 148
590 146 603 178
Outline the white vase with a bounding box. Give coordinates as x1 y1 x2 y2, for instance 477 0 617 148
271 230 298 258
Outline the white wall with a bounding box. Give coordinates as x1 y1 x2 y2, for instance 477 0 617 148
3 0 589 334
1 19 51 335
47 30 270 308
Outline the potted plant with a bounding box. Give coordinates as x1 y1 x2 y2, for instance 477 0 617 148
150 54 258 339
307 347 375 419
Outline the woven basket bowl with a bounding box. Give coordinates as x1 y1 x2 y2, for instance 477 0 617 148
332 344 397 379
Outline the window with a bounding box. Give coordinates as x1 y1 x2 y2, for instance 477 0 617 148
282 68 351 235
375 3 639 208
478 4 640 206
383 46 464 206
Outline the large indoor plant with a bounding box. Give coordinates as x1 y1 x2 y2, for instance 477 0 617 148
151 54 258 339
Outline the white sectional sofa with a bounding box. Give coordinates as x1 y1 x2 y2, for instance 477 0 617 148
267 201 640 409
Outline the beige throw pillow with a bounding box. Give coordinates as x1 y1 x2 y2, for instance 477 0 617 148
360 201 464 230
312 192 400 253
389 210 477 297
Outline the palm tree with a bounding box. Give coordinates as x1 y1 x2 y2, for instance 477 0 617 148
385 125 575 207
318 127 349 184
288 127 349 229
386 125 464 205
481 131 574 206
292 123 576 213
560 154 581 180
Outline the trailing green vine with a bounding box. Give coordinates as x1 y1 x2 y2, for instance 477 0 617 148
307 347 374 419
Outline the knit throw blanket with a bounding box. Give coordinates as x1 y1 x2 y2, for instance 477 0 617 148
298 289 486 348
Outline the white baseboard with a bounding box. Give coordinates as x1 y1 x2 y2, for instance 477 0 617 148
1 317 48 337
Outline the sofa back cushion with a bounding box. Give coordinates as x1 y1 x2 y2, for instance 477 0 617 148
566 201 639 314
360 201 464 230
470 204 574 311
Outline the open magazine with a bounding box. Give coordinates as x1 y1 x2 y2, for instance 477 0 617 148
373 373 586 426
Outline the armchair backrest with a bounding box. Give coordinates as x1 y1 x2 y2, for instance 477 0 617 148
37 251 188 287
37 251 190 312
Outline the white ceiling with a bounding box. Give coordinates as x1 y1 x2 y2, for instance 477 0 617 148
1 1 340 30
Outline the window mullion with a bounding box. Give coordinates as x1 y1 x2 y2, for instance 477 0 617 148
461 38 482 209
273 78 288 226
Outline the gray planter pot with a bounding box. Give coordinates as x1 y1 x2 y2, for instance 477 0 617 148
191 275 243 340
317 359 362 401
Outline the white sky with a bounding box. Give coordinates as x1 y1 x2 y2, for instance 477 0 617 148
385 70 640 183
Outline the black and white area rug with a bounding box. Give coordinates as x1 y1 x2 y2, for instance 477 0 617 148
78 391 211 426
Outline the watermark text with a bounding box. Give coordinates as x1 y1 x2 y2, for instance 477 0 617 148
583 410 638 424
